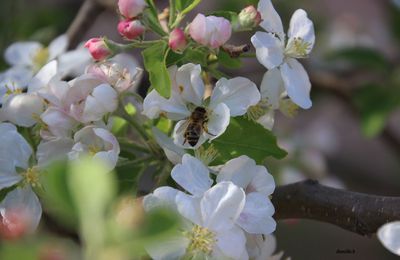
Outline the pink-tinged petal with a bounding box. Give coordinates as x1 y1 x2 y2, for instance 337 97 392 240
257 0 284 36
251 31 284 69
84 38 112 61
201 181 245 231
280 58 312 109
118 0 147 19
117 19 145 40
171 154 212 197
82 83 118 123
211 77 260 116
169 28 187 52
189 14 231 49
237 192 276 234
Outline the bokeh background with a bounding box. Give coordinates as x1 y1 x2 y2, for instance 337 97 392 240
1 0 400 259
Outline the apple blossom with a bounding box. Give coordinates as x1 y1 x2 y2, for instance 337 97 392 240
118 19 145 40
68 126 120 171
169 28 187 52
118 0 147 19
144 181 248 259
0 123 42 232
142 63 260 148
189 14 232 49
85 38 112 61
251 0 315 109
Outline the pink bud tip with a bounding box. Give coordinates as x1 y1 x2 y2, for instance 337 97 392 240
84 38 111 61
239 5 261 28
118 0 147 19
118 19 145 40
168 28 187 52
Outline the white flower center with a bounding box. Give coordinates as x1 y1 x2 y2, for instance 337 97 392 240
185 225 216 255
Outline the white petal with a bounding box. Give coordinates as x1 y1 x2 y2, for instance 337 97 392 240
201 181 245 231
142 89 190 120
0 158 21 189
215 225 247 259
175 192 202 226
0 123 32 169
287 9 315 52
36 138 74 167
174 63 205 106
145 233 188 260
280 58 312 109
152 127 184 164
57 48 91 77
257 0 284 36
40 107 77 139
4 42 42 67
48 34 68 60
93 151 119 171
237 192 276 235
0 67 33 100
378 221 400 256
217 155 257 189
260 69 285 109
211 77 260 116
0 186 42 233
249 165 275 196
143 186 180 212
257 110 275 130
2 93 45 127
251 32 284 70
171 154 212 197
206 103 230 140
28 60 58 93
82 83 118 122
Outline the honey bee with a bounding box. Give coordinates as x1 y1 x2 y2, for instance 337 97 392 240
180 106 215 147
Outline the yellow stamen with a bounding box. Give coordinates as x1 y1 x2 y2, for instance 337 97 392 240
185 225 216 256
285 37 312 58
279 99 299 118
32 47 49 71
22 167 41 188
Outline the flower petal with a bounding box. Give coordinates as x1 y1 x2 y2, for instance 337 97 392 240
174 63 205 106
143 186 180 212
145 233 188 260
257 0 284 36
36 138 74 167
251 32 284 70
0 123 32 169
217 155 256 189
237 192 276 235
206 102 230 140
28 60 58 94
2 93 45 127
82 83 118 123
257 110 275 130
4 42 42 67
171 154 213 197
0 186 42 233
260 68 285 109
249 165 275 196
201 181 245 231
48 34 68 60
378 221 400 256
280 58 312 109
211 77 260 116
215 225 247 259
287 9 315 53
175 192 202 226
152 127 184 164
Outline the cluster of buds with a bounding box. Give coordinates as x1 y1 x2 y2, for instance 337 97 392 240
117 0 146 40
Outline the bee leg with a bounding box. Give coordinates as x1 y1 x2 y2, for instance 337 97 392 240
203 123 216 136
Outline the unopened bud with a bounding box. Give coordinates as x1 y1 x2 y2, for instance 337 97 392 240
117 19 145 40
118 0 147 19
238 5 261 28
168 28 187 52
84 38 112 61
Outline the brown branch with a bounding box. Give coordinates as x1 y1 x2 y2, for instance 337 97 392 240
272 180 400 236
66 0 116 50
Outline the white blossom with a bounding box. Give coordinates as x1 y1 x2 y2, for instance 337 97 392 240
378 221 400 256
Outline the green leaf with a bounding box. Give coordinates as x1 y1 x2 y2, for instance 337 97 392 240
40 161 78 228
142 42 171 98
326 47 390 71
142 1 167 36
218 50 242 69
211 117 287 164
353 84 400 137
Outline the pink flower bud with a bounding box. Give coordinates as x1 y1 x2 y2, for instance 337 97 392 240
168 28 187 52
189 14 232 49
0 208 29 240
84 38 111 61
238 5 261 28
118 19 145 40
118 0 147 19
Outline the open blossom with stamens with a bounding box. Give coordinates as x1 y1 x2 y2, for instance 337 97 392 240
144 181 247 259
189 14 232 49
0 123 42 233
142 63 260 149
251 0 315 109
68 126 120 171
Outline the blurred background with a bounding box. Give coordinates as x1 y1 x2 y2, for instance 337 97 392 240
1 0 400 259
